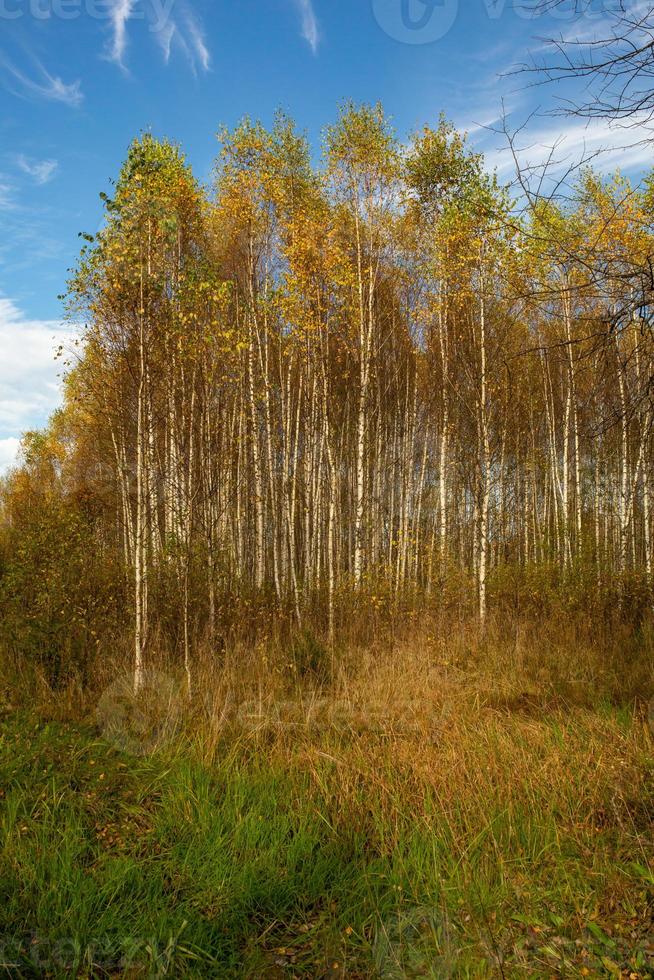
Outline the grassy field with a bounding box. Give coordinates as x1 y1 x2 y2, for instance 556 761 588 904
1 619 653 978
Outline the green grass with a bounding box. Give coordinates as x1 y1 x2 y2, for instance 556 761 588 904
0 703 653 978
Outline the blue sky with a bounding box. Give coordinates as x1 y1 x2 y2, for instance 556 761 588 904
1 0 651 469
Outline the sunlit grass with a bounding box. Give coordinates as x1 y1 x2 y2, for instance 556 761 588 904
1 628 653 977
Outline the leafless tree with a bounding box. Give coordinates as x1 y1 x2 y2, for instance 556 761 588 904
525 1 654 125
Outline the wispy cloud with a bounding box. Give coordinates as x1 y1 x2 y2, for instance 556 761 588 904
156 20 176 64
183 8 210 71
107 0 136 69
0 55 83 107
478 115 654 178
110 0 210 73
531 0 654 52
295 0 320 54
0 177 13 210
0 295 74 472
16 155 58 185
0 437 20 474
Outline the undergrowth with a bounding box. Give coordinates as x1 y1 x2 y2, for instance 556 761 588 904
0 611 653 977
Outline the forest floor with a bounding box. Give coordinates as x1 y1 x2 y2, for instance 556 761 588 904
1 629 654 978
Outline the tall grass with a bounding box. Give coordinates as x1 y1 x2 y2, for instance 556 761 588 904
0 609 653 977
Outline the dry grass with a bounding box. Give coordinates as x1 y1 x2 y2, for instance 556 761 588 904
1 609 653 976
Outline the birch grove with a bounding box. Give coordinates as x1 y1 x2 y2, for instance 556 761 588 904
5 108 654 688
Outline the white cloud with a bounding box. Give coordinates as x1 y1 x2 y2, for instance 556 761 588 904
156 21 176 64
16 155 58 185
0 177 13 210
0 55 83 107
295 0 320 54
107 0 136 69
533 0 654 51
159 5 211 73
107 0 210 73
476 115 654 178
184 9 210 71
0 438 20 474
0 296 74 472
